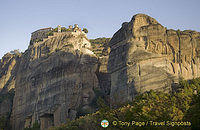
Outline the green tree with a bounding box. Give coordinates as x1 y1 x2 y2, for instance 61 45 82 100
82 28 88 33
24 122 40 130
51 78 200 130
53 27 58 32
46 31 53 36
61 27 67 32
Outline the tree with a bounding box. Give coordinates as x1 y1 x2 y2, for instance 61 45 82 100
82 28 88 33
53 28 58 32
61 27 67 32
46 31 53 36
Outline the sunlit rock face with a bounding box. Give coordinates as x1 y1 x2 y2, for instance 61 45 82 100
10 31 100 130
0 51 21 93
0 51 21 124
108 14 200 107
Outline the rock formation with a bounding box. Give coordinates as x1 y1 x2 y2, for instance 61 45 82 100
0 51 20 129
90 38 111 96
108 14 200 106
0 51 20 93
1 14 200 130
10 29 100 130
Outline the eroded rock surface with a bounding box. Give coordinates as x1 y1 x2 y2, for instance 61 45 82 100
108 14 200 106
10 31 100 130
0 51 20 93
0 51 20 129
1 14 200 129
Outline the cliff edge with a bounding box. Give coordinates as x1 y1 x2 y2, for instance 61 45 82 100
10 26 100 130
108 14 200 106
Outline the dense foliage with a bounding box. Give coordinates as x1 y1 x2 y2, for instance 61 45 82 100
61 27 68 32
34 38 43 43
51 78 200 130
90 37 111 45
90 37 111 57
53 27 70 32
82 28 88 33
46 31 54 36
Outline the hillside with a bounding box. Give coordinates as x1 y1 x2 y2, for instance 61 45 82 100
90 37 111 57
0 14 200 130
51 78 200 130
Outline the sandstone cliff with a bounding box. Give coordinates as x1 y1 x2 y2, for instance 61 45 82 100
108 14 200 106
90 38 111 96
1 14 200 130
10 31 101 130
0 51 20 129
0 51 20 93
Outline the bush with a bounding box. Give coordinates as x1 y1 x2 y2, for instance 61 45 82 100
66 28 72 31
82 28 88 33
51 78 200 130
61 27 67 32
24 122 40 130
53 28 58 32
46 31 53 36
35 38 43 42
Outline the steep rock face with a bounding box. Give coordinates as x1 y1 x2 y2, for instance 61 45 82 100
90 38 111 96
10 32 99 130
0 52 20 93
0 51 20 129
108 14 200 106
0 89 15 129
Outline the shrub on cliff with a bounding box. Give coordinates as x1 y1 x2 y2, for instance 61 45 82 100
90 37 111 57
53 28 58 32
82 28 88 33
61 27 67 32
35 38 43 42
24 122 40 130
46 31 53 36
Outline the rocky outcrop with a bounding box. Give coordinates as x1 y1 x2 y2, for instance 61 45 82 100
0 89 15 129
10 31 100 130
1 14 200 129
0 51 20 93
108 14 200 106
90 38 111 96
0 51 20 129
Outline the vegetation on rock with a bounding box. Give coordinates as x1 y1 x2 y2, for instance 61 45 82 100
90 37 111 57
82 28 88 33
24 122 40 130
51 78 200 130
53 27 58 32
61 27 68 32
46 31 54 36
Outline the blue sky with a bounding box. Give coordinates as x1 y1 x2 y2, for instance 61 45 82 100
0 0 200 58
